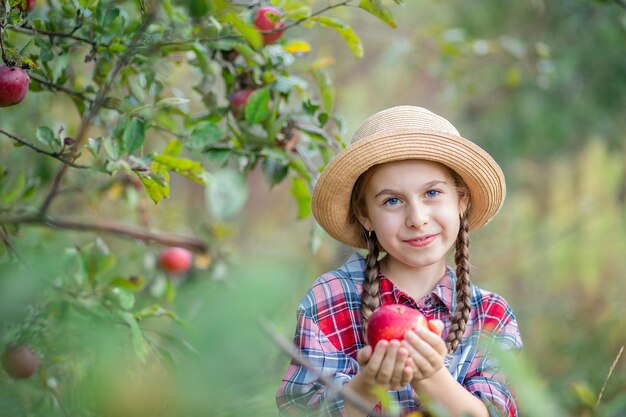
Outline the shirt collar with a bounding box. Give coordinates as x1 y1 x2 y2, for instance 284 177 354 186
379 266 456 313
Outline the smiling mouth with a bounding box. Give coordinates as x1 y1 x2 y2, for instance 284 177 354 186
403 234 438 247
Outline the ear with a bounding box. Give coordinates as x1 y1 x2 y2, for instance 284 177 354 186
356 212 373 233
459 194 470 217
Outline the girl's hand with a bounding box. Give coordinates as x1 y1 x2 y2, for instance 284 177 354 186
401 319 447 381
354 339 414 392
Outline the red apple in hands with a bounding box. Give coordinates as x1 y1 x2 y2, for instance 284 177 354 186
253 6 285 45
0 65 30 107
158 247 193 274
367 304 429 347
1 345 39 379
17 0 36 12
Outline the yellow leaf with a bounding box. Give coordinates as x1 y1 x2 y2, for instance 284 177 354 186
283 40 311 54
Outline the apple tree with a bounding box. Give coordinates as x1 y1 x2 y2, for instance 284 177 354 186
0 0 403 414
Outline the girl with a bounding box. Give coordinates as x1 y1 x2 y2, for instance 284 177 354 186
276 106 522 417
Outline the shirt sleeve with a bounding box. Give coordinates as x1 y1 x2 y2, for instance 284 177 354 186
276 306 360 417
463 298 523 417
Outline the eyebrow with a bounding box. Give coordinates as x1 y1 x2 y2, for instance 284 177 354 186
373 180 448 199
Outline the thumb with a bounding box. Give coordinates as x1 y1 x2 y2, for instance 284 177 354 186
427 319 444 336
356 345 373 366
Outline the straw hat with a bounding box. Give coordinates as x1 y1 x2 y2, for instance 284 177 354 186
311 105 506 248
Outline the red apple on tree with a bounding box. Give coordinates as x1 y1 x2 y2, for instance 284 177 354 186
158 247 193 274
0 65 30 107
367 304 429 347
17 0 37 12
1 345 39 379
253 6 285 45
229 88 255 118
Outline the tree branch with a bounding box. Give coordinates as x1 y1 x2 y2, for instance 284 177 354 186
0 214 208 253
6 24 99 47
28 72 118 110
39 9 158 217
0 127 89 169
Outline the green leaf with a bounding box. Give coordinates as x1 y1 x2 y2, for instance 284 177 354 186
290 177 311 219
123 118 146 153
223 12 263 50
188 122 224 149
121 312 149 364
312 69 335 113
312 16 363 58
245 87 271 125
188 0 210 17
110 276 145 291
570 381 597 408
152 154 207 185
36 126 60 150
359 0 397 28
108 42 126 52
0 171 26 205
81 238 116 289
104 136 123 160
107 287 136 310
262 157 289 188
163 139 183 157
205 169 248 220
139 170 170 204
203 147 233 165
156 97 190 108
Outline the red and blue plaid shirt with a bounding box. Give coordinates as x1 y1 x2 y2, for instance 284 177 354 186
276 253 522 417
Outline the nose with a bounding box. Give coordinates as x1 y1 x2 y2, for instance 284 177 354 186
405 201 429 228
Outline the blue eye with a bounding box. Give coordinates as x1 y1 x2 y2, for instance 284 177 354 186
384 197 401 206
425 190 440 198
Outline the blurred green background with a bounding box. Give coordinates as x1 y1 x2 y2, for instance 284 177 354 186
1 1 625 416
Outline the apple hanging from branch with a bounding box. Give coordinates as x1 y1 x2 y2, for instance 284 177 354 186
253 6 285 45
0 65 30 107
17 0 37 13
158 247 193 274
229 88 256 118
1 345 40 379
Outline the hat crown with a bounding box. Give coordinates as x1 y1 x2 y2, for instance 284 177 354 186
351 106 460 144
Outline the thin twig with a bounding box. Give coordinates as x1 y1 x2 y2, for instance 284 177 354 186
258 319 385 417
28 73 118 110
0 225 28 264
6 24 98 46
596 345 624 407
47 385 71 417
0 214 208 253
0 128 89 169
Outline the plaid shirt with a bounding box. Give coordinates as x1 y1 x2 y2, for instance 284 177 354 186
276 253 523 417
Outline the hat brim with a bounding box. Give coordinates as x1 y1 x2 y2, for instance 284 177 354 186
311 129 506 248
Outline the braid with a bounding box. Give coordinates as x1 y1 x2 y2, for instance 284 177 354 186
360 231 381 333
445 213 472 354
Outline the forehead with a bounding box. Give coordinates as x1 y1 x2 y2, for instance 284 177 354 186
367 159 454 188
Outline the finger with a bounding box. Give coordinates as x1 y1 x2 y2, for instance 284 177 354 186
404 330 442 369
375 340 400 384
389 346 409 389
362 340 388 380
400 364 414 386
417 326 448 355
356 345 373 366
427 319 444 336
